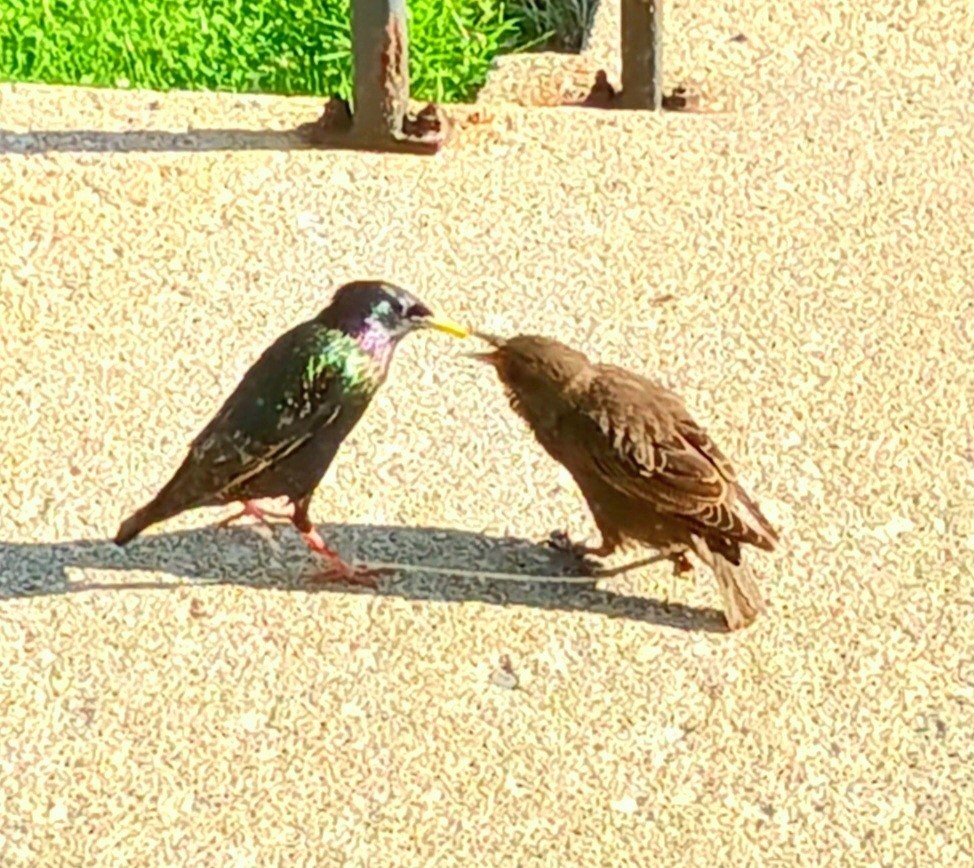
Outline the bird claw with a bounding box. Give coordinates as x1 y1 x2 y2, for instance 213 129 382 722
545 529 582 555
307 560 393 590
545 530 602 577
545 529 602 559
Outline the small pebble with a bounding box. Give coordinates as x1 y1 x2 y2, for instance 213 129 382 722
489 654 519 690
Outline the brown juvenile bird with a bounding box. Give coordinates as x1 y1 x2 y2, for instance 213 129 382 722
470 333 779 630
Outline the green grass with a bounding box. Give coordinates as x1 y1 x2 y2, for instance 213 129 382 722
513 0 597 52
0 0 571 104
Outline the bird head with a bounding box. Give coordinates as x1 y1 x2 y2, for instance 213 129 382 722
322 280 469 342
468 332 592 412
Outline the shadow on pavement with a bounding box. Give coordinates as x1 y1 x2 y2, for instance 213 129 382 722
0 127 320 154
0 522 726 633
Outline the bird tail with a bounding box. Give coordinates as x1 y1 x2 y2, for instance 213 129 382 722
689 536 766 631
114 500 166 546
734 484 780 552
114 480 191 546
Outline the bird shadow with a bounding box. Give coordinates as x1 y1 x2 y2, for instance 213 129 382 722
0 522 726 632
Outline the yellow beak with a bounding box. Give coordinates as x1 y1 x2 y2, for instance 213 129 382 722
423 315 470 339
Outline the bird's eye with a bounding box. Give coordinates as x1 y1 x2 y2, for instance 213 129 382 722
405 302 431 319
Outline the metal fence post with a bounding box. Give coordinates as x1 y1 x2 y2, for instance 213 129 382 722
619 0 663 110
350 0 409 138
297 0 447 153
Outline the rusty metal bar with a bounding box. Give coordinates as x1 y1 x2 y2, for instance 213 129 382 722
620 0 663 110
296 0 447 153
350 0 410 138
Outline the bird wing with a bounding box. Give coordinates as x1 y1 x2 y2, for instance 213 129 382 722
162 322 361 506
573 366 771 545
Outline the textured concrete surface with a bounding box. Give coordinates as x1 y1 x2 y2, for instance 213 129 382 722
2 0 973 863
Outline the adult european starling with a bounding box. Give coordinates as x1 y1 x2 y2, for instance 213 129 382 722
114 280 469 587
470 333 779 630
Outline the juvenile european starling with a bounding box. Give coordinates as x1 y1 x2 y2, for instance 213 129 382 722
471 333 780 630
114 280 469 586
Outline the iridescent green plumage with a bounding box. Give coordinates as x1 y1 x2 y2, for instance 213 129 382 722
113 280 467 588
302 330 381 391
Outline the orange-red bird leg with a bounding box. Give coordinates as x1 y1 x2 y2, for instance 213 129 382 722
300 527 391 589
216 499 293 529
289 495 390 589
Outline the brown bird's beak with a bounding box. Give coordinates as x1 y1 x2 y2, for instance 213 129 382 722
420 314 470 339
465 330 506 363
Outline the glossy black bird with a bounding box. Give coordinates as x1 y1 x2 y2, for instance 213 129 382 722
470 332 779 630
114 280 469 587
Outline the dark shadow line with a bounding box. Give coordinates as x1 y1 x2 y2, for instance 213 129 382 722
0 522 727 633
0 127 321 155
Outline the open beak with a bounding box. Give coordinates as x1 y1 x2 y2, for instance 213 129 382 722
421 314 470 339
464 330 506 363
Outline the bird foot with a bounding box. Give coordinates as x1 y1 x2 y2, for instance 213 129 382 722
216 500 292 529
659 552 697 612
307 559 392 590
545 530 614 560
299 527 393 589
671 552 694 577
545 530 610 577
546 529 584 557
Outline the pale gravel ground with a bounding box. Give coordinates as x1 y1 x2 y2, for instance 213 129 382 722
1 0 974 863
